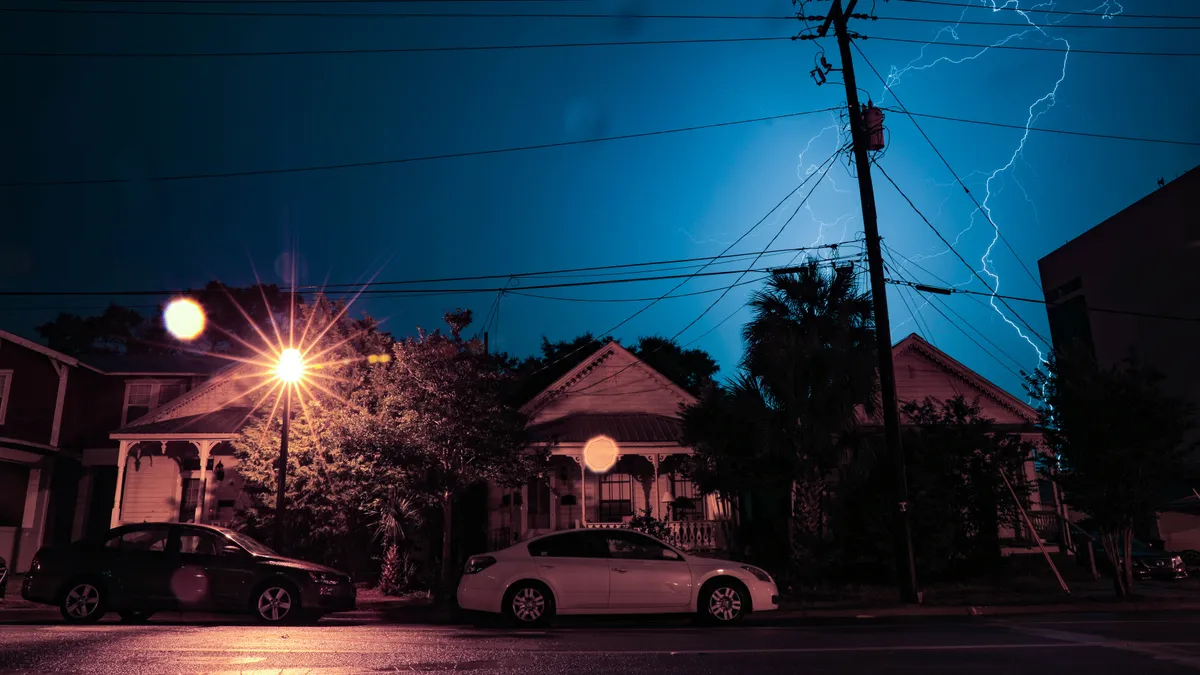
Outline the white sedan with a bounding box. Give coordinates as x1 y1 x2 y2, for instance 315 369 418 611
457 528 778 626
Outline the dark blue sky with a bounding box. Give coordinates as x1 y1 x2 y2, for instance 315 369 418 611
2 0 1198 397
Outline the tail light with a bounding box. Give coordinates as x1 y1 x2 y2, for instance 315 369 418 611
28 555 41 572
463 555 496 575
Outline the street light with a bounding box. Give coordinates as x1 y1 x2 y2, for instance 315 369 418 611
273 347 307 551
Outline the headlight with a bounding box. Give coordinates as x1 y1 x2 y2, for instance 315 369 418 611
741 565 772 583
308 571 342 585
463 555 496 575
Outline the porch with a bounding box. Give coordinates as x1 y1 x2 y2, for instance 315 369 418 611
106 437 244 528
486 450 734 553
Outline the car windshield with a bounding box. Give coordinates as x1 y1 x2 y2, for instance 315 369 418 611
221 530 277 556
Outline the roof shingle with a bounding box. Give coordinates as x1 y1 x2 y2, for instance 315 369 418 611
528 413 683 445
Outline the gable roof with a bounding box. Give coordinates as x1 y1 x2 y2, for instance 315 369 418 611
80 353 228 376
892 333 1036 424
111 362 260 438
528 412 683 445
519 341 697 418
0 329 99 372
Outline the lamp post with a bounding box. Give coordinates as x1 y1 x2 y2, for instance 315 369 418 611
273 348 306 551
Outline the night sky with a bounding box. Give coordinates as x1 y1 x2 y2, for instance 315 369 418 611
2 0 1198 397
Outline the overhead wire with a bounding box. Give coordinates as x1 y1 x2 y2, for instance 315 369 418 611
0 107 839 188
861 35 1200 57
879 109 1200 147
852 42 1043 291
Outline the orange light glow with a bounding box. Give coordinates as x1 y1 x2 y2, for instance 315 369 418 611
583 435 619 473
164 298 206 341
276 348 306 384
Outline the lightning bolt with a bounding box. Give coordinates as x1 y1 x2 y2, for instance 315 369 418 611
879 0 1126 367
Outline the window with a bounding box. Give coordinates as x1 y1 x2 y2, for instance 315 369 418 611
122 380 188 425
179 529 222 556
670 473 704 521
526 477 551 530
179 478 201 523
604 531 680 561
104 527 171 552
599 472 634 522
0 370 12 425
527 531 608 558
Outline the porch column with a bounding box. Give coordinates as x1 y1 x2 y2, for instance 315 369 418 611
71 469 94 541
518 482 529 539
651 454 661 520
17 466 52 572
194 440 216 524
572 455 586 526
549 469 558 532
110 441 131 528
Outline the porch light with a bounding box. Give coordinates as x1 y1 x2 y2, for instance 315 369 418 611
583 435 618 473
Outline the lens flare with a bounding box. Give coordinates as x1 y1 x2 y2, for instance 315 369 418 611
164 298 206 341
276 348 306 384
583 435 619 473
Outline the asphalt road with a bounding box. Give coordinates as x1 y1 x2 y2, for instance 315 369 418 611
5 610 1200 674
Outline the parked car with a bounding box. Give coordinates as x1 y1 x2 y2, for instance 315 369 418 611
457 528 778 626
0 555 8 601
21 523 355 624
1081 531 1189 581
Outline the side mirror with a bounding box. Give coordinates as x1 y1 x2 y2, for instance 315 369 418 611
222 545 244 556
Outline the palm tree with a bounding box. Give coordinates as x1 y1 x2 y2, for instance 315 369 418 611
740 261 879 575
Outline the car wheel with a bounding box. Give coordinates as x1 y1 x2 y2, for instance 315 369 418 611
253 582 300 624
700 579 748 624
502 582 554 627
118 610 155 624
59 581 108 624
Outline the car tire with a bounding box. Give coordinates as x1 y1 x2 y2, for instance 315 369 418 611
251 581 301 624
118 610 155 624
59 580 108 624
502 581 554 628
698 578 749 625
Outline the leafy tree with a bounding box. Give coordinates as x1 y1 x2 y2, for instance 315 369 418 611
740 262 878 577
232 297 394 576
837 396 1035 580
1027 351 1196 596
629 335 719 396
35 282 291 356
348 309 547 593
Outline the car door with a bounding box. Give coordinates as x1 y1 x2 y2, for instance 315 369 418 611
528 531 610 611
173 527 257 611
104 526 176 608
604 531 692 610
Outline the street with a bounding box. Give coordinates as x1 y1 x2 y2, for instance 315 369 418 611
5 611 1200 673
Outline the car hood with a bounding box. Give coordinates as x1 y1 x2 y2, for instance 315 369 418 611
684 554 755 575
255 555 345 576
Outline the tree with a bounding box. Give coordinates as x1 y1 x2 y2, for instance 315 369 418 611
35 282 291 356
349 309 546 593
740 262 879 577
629 335 719 396
1027 350 1196 597
837 396 1034 579
232 296 395 575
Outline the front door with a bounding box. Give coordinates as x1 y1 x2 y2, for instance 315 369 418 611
103 525 175 608
528 531 610 610
172 526 256 610
603 530 692 610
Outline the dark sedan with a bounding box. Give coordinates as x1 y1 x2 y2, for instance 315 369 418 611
21 523 355 624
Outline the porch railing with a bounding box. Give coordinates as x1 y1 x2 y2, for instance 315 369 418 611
583 520 729 552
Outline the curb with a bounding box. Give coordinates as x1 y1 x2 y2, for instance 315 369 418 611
767 600 1200 620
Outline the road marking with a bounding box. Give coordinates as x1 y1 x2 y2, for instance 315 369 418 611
998 621 1200 670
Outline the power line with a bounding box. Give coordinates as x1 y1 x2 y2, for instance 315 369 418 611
885 257 938 348
890 278 1200 323
884 109 1200 147
891 0 1200 21
507 275 772 303
852 43 1043 291
863 34 1200 57
866 14 1200 31
1 35 793 59
871 160 1052 347
569 151 843 395
519 146 847 383
0 107 836 188
3 7 801 19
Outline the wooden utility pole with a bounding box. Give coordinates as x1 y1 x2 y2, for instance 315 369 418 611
817 0 920 603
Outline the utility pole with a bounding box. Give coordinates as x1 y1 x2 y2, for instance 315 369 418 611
814 0 920 603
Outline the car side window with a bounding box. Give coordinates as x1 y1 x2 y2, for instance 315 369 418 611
606 531 681 561
179 530 222 556
104 527 171 552
528 532 609 558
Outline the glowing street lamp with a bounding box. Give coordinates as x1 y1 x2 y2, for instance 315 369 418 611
273 347 308 551
163 298 206 341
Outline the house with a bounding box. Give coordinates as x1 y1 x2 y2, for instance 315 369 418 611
484 342 734 553
884 333 1064 554
1038 165 1200 544
0 329 223 572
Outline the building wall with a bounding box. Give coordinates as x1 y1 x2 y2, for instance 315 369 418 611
1038 169 1200 440
0 340 59 446
59 367 123 450
119 454 182 524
